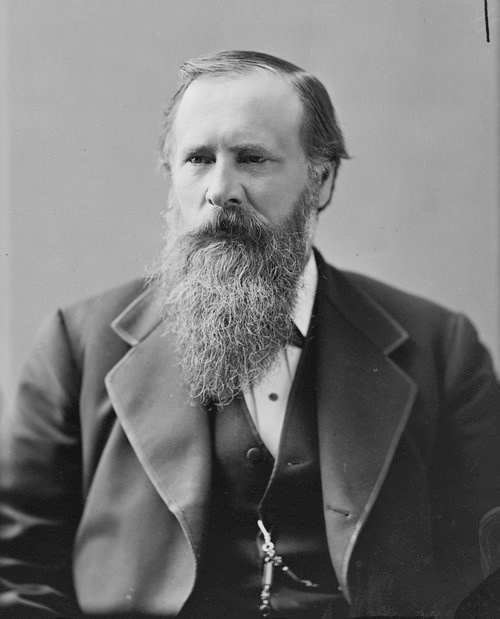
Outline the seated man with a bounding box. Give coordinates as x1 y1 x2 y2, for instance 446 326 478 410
1 50 500 618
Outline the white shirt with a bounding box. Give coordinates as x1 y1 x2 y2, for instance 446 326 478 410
243 254 318 457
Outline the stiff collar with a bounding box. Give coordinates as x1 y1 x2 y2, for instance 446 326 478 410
293 253 318 338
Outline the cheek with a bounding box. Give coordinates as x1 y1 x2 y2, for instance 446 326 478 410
171 177 205 222
254 183 303 225
255 161 309 222
174 177 197 203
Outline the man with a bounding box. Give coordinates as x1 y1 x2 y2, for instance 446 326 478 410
1 50 500 618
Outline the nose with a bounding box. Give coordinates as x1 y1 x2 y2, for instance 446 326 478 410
205 159 245 208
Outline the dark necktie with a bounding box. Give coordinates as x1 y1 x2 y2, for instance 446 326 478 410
290 324 305 349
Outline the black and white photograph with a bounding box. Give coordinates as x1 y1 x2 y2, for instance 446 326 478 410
1 1 499 617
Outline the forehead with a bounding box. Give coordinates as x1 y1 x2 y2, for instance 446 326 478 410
171 70 306 155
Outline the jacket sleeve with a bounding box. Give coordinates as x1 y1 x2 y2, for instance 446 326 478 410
0 311 84 618
430 313 500 611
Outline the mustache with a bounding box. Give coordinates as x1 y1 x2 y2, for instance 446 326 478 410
187 206 271 245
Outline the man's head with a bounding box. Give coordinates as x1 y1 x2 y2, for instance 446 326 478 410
160 50 348 213
149 51 348 406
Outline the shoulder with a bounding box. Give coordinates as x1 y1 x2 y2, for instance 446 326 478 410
316 256 498 377
63 278 149 329
30 279 153 375
341 269 453 326
320 258 463 342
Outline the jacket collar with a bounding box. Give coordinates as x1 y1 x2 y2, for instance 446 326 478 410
110 285 162 346
314 250 409 354
106 251 417 600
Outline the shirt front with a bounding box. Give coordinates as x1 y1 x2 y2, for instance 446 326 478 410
243 253 318 457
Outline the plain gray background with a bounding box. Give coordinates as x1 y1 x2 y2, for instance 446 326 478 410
1 0 499 404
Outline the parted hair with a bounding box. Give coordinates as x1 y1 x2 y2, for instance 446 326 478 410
159 50 349 179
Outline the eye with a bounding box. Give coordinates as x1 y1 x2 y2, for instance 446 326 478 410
239 153 267 164
186 154 213 165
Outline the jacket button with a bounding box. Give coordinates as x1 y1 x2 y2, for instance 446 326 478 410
246 447 263 463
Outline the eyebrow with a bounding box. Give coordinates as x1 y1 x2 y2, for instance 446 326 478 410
179 142 276 158
231 142 274 153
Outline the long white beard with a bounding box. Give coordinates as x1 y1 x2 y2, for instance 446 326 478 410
147 181 319 406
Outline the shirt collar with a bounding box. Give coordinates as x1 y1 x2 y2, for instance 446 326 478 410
293 252 318 338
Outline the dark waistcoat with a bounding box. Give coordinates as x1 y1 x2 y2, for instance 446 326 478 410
181 329 350 619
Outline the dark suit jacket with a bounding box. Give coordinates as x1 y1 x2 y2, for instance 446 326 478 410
1 253 500 618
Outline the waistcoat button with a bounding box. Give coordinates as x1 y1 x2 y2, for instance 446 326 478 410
246 447 263 463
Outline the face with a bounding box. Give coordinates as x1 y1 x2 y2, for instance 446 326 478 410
168 70 313 230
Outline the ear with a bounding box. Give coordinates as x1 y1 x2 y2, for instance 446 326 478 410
318 162 337 211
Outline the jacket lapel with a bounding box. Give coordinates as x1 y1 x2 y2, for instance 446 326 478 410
104 287 211 561
314 257 417 601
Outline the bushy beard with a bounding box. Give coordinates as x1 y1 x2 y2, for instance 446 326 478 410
147 180 319 406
